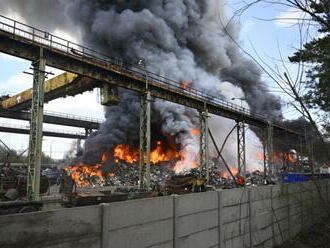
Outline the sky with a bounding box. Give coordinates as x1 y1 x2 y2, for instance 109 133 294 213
0 1 313 160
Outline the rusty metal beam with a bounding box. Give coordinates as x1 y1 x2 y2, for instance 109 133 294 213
0 109 100 129
0 125 86 139
1 72 98 110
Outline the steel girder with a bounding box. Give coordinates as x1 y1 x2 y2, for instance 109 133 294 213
27 48 45 201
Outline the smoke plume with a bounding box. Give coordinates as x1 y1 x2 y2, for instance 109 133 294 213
0 0 284 171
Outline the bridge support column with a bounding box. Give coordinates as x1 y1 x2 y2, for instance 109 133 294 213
266 121 274 176
85 128 93 137
139 91 151 190
199 109 209 182
237 121 246 183
27 48 46 201
76 139 81 155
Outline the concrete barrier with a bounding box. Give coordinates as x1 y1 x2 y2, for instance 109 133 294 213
0 180 329 248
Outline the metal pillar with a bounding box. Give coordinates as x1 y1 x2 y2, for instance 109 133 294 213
85 128 93 137
236 121 246 181
266 121 274 176
139 91 151 190
76 139 81 155
199 109 209 182
27 48 46 201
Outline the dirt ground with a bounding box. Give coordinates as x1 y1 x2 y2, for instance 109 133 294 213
276 218 330 248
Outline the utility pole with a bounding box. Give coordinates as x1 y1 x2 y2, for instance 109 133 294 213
27 48 46 201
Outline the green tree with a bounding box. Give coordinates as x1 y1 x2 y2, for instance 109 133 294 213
289 0 330 114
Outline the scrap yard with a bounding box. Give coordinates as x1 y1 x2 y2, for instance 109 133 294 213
0 1 329 248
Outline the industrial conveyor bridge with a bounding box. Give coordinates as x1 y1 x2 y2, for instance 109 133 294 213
0 15 299 135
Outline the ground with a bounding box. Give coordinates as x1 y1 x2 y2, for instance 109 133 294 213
276 218 330 248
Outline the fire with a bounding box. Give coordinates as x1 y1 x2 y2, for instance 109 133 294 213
180 80 190 89
66 137 200 186
65 162 105 187
173 147 199 173
113 142 179 164
101 151 111 162
191 129 200 136
220 168 239 178
150 141 179 164
255 151 298 163
114 144 139 163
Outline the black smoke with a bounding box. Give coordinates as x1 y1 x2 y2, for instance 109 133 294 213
0 0 286 170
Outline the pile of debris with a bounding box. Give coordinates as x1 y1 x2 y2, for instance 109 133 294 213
0 165 49 201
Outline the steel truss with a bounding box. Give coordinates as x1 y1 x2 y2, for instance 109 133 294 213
139 90 151 190
199 109 209 182
237 121 246 181
266 121 274 176
27 48 46 200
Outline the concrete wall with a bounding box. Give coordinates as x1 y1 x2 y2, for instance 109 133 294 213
1 180 329 248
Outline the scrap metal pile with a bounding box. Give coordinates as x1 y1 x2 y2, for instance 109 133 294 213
0 165 49 201
63 159 270 193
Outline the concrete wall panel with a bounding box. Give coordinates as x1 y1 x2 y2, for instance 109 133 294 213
106 196 173 230
222 204 249 223
107 219 173 248
223 219 250 240
175 191 218 217
222 188 248 206
250 186 271 202
176 209 218 238
177 227 218 248
0 205 101 248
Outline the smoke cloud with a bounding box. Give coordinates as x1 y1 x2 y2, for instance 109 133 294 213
0 0 284 170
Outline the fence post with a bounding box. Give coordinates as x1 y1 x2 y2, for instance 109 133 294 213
248 188 253 248
218 191 224 248
271 186 275 246
173 195 178 248
101 203 110 248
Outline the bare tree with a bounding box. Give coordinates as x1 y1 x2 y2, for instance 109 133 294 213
218 0 328 143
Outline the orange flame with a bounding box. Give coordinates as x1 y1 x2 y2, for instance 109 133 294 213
65 162 105 187
66 133 202 186
150 141 179 164
114 144 139 163
173 146 199 173
101 151 111 162
220 168 239 178
255 152 297 163
191 129 200 136
113 142 179 164
180 80 190 89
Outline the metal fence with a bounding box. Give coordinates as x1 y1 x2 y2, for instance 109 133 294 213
44 110 104 124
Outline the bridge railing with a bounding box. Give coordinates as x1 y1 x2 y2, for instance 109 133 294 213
43 110 104 124
0 15 270 124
